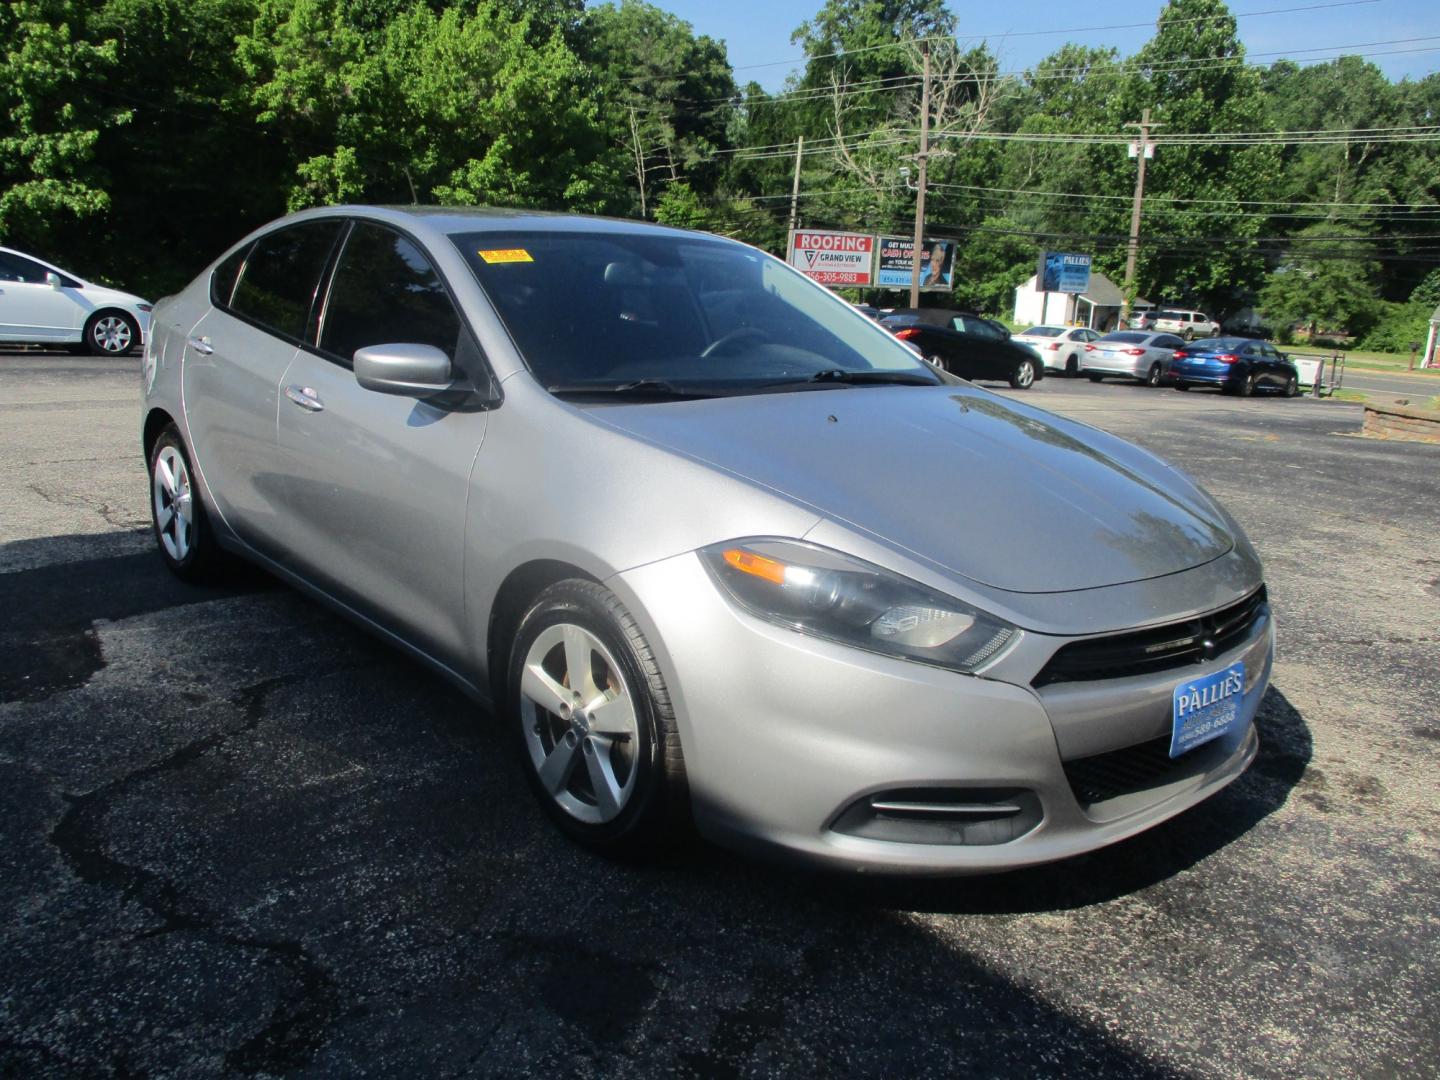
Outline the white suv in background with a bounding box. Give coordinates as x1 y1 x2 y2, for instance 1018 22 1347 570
1149 309 1219 340
0 246 152 355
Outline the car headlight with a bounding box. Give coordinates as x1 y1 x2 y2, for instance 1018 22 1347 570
699 539 1017 674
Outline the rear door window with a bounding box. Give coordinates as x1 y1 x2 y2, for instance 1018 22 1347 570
229 221 344 342
210 244 252 308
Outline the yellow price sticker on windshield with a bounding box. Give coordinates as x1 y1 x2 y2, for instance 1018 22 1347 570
478 248 534 264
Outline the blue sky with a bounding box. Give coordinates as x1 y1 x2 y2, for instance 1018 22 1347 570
624 0 1438 91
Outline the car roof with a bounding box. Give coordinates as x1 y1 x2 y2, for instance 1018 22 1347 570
312 204 710 241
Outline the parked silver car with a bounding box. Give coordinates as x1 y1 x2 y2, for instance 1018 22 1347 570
141 207 1272 874
1083 331 1188 386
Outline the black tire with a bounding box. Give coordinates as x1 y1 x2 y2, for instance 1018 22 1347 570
507 579 688 858
1283 374 1299 398
1183 328 1195 341
1087 372 1104 383
1237 371 1255 398
1174 381 1190 391
1009 357 1037 389
1065 355 1078 377
85 310 140 356
148 425 230 583
1145 363 1162 387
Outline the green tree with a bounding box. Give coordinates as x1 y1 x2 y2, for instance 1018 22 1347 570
0 0 129 247
237 0 624 212
581 1 736 218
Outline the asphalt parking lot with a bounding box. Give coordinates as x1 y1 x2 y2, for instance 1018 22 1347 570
2 349 1437 1078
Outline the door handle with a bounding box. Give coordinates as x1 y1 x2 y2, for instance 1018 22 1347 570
187 336 213 355
285 384 324 413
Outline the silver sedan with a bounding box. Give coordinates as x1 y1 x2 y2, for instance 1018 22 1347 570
141 207 1272 874
1082 331 1188 386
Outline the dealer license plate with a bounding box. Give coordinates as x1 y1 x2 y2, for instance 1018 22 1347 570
1170 662 1245 758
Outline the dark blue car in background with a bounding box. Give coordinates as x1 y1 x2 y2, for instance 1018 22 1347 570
1171 337 1300 397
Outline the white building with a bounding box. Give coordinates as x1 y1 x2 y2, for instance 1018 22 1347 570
1012 272 1151 331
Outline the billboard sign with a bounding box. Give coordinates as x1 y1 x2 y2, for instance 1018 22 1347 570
1039 251 1092 294
788 229 875 286
876 236 956 291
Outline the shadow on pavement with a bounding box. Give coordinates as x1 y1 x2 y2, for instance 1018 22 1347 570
0 531 1306 1076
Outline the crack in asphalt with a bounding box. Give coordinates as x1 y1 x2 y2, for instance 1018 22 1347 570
46 676 347 1075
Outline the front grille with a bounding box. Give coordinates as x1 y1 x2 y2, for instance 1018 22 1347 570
1034 586 1266 688
1064 736 1210 805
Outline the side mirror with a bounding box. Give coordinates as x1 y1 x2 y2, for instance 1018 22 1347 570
45 272 62 289
353 342 453 396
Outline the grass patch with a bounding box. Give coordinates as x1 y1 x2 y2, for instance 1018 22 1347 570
1330 388 1369 402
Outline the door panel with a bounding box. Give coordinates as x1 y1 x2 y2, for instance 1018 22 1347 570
181 308 297 551
274 355 486 661
271 220 490 662
0 251 82 339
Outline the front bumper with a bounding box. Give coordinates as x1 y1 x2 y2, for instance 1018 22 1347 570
611 552 1273 875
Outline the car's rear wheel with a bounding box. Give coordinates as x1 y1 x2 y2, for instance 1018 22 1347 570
1145 363 1162 387
149 425 229 582
85 310 139 356
1065 355 1078 377
1174 381 1190 391
1088 372 1104 383
508 579 687 857
1009 357 1036 389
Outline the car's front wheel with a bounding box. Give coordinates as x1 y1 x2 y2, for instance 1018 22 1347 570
1009 357 1037 389
1174 381 1190 391
85 310 139 356
1088 372 1104 383
1283 374 1299 397
508 580 687 857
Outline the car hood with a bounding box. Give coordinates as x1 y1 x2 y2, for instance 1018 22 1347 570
593 384 1233 594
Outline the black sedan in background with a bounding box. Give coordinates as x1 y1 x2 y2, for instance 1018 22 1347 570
1170 337 1300 397
880 308 1042 389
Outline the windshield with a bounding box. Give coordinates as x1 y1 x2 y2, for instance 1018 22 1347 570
451 231 938 395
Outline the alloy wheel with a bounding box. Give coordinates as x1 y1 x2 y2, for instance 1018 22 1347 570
152 445 194 562
519 623 640 824
1014 360 1035 388
91 315 133 354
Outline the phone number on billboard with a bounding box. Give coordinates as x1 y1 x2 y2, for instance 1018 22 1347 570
804 271 869 285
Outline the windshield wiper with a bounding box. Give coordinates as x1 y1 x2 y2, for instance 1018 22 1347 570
547 378 716 399
801 369 942 387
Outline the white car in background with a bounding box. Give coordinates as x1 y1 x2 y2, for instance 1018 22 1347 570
1082 331 1188 386
0 246 152 355
1011 325 1101 377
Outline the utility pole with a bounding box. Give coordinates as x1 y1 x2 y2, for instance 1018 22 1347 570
788 135 804 235
908 43 931 309
1121 108 1160 323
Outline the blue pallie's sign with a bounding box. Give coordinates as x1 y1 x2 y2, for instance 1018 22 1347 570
1039 251 1092 294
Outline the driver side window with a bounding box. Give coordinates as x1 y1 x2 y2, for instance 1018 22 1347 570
320 223 462 365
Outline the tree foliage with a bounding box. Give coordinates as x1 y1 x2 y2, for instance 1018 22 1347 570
0 0 1435 334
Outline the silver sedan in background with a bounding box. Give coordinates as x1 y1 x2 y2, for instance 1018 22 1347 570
141 207 1272 874
1082 330 1188 386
